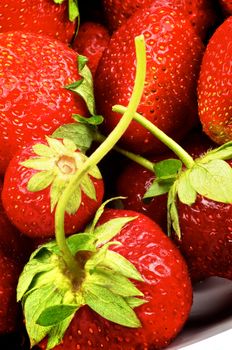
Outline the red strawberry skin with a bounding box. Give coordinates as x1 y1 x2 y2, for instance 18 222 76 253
72 21 110 76
39 209 192 349
102 0 217 40
0 0 76 43
176 191 232 282
95 5 204 154
198 17 232 145
0 31 88 175
1 141 104 238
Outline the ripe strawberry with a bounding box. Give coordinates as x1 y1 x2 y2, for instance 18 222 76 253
94 5 204 154
198 16 232 145
0 253 22 334
72 21 110 76
219 0 232 15
102 0 217 40
2 137 104 238
19 208 192 349
0 31 89 174
0 0 77 44
116 130 215 233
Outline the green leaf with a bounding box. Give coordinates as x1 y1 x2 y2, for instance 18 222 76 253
36 305 78 327
68 0 79 22
177 171 197 205
73 114 104 126
83 284 141 328
32 144 56 157
66 233 96 255
81 174 96 200
200 141 232 162
143 179 172 199
154 159 182 179
189 160 232 203
101 250 143 282
125 297 147 309
21 157 55 171
167 182 180 238
65 55 95 115
27 170 55 192
87 197 126 234
94 216 136 245
52 123 95 152
66 185 82 215
89 268 143 297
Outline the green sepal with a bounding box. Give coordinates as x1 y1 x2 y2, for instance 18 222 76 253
85 242 120 273
154 159 182 179
73 114 104 126
88 267 144 297
189 159 232 203
65 185 81 215
83 283 142 328
143 179 173 199
27 170 55 193
46 315 74 350
68 0 79 22
125 297 148 309
21 157 55 171
200 141 232 162
167 182 180 238
65 55 96 115
81 174 97 200
36 305 79 327
52 123 95 153
32 144 56 157
177 170 197 205
94 216 137 245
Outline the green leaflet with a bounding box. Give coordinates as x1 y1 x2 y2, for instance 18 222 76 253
36 305 78 327
189 159 232 203
52 123 95 153
27 170 55 192
65 55 96 115
88 268 143 297
94 216 137 245
177 170 197 205
83 284 141 328
73 114 104 126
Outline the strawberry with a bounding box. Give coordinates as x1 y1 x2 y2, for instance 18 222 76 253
2 137 104 238
0 0 79 44
116 130 215 233
0 31 90 174
72 21 110 76
94 5 204 154
101 0 217 40
198 16 232 145
219 0 232 15
0 253 22 334
18 206 192 349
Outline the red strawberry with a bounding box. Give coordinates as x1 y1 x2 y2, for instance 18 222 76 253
72 21 110 76
0 0 77 44
198 16 232 145
219 0 232 15
94 5 204 154
2 137 104 238
116 130 215 233
0 31 88 174
20 208 192 349
0 253 22 333
102 0 217 40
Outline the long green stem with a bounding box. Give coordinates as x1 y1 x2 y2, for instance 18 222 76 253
55 35 147 274
112 105 195 169
94 132 154 172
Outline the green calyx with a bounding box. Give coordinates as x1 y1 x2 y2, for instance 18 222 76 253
21 137 102 215
143 142 232 238
53 0 80 23
17 203 145 349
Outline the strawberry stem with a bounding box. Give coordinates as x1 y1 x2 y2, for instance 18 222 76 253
94 132 154 172
55 35 147 276
112 106 195 169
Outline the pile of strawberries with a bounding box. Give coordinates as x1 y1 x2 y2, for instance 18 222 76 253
0 0 231 349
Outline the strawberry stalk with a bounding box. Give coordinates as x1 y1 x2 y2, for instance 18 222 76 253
112 105 195 169
55 35 147 275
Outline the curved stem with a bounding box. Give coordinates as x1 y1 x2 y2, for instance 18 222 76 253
112 105 195 169
55 35 147 275
94 132 154 172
